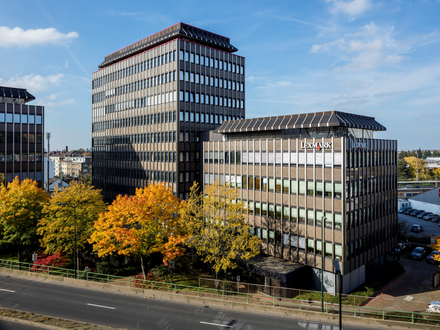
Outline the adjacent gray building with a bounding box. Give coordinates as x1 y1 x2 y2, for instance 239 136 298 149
0 86 44 187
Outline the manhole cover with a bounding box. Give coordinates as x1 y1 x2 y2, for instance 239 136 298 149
404 296 414 301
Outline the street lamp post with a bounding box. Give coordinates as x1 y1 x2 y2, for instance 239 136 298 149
46 132 51 193
321 216 326 313
56 202 77 279
334 260 343 330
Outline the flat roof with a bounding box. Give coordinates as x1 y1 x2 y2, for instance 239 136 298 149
216 111 386 134
99 22 238 69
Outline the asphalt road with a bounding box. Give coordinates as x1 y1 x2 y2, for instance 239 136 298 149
0 319 47 330
399 212 440 237
0 274 404 330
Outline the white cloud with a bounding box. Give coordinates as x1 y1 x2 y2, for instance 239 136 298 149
0 26 78 48
326 0 372 16
311 39 346 52
43 99 75 107
0 74 63 92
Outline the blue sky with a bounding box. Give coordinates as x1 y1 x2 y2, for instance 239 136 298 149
1 0 439 151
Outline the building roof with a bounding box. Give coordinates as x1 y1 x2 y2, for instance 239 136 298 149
215 111 386 134
410 187 440 205
0 86 35 103
99 22 238 69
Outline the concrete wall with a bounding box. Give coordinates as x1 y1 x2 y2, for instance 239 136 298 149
409 200 440 215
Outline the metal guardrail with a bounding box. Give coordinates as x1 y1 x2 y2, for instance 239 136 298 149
1 258 439 325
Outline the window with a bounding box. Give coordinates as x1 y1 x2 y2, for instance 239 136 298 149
335 183 342 198
262 203 267 216
268 204 274 218
307 182 314 196
268 178 274 192
290 180 297 194
276 205 282 219
283 179 289 193
291 208 297 222
299 181 306 194
324 182 332 197
334 214 342 229
283 206 289 221
276 179 282 192
308 239 314 254
299 209 305 223
307 210 314 225
325 212 333 228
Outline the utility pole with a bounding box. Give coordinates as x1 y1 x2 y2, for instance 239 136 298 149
46 132 51 192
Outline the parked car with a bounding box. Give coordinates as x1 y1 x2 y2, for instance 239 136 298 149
424 214 436 220
426 302 440 314
433 216 440 223
410 247 426 260
399 207 411 213
427 251 440 264
411 224 424 233
418 212 432 218
411 210 424 216
390 242 410 255
404 209 414 215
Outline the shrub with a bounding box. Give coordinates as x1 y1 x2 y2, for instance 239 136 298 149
96 261 111 274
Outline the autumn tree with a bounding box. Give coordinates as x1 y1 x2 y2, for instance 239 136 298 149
0 178 49 261
404 156 429 180
89 183 187 279
182 180 261 281
397 159 410 180
38 181 106 271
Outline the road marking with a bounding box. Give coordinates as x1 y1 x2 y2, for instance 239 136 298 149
87 303 115 310
0 289 15 293
200 321 233 328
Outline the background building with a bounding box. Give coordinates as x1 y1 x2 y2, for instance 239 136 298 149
0 86 44 187
92 22 245 201
61 155 92 178
203 111 398 293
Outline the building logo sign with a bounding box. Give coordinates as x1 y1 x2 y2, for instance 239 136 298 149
351 142 367 149
300 142 332 150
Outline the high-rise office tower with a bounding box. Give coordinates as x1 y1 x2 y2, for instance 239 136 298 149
0 86 44 187
92 23 245 201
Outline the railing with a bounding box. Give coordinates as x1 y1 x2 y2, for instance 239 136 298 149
1 258 439 325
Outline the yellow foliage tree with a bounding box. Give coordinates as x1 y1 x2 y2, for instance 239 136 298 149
89 183 187 279
38 181 106 270
404 156 429 180
182 180 261 281
0 178 49 261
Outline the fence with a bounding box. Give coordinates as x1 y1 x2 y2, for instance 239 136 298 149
1 258 440 325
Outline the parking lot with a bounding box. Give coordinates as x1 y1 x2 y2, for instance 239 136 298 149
399 212 440 238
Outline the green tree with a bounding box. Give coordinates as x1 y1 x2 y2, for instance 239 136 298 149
182 180 261 281
89 183 187 279
80 173 92 186
38 181 106 271
397 159 410 180
0 178 49 261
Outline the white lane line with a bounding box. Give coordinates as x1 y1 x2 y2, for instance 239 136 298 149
87 303 115 310
0 289 15 293
200 321 233 328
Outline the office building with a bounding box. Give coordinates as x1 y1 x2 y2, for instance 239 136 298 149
0 86 44 187
92 22 245 201
203 111 398 293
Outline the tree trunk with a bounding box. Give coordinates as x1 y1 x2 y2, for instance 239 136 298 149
17 243 22 263
140 256 149 280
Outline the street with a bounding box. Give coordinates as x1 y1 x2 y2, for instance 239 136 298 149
399 212 440 237
0 273 406 330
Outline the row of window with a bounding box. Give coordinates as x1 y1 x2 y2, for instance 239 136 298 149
180 70 244 91
204 151 342 166
94 167 177 183
4 171 42 183
0 152 43 162
243 202 343 228
92 111 176 133
180 50 244 74
92 131 177 147
251 228 343 259
0 113 42 124
99 150 178 163
179 91 244 109
179 111 240 125
346 150 396 167
250 224 393 261
0 133 43 144
92 50 177 89
101 71 178 102
204 173 343 198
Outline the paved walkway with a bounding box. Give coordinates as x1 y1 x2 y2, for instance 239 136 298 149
365 258 440 312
